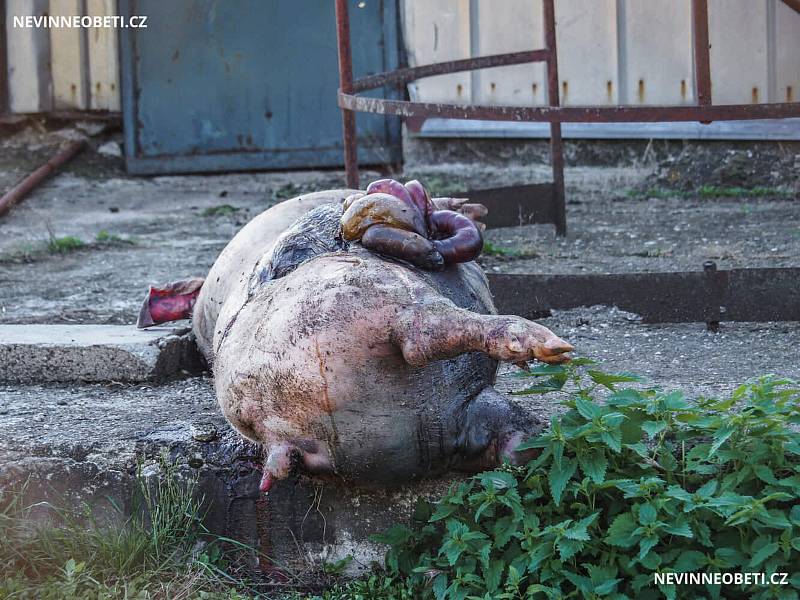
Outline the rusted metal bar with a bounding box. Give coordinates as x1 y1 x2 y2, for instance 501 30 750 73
338 93 800 123
334 0 359 189
703 260 721 331
488 267 800 324
543 0 566 236
0 140 86 218
352 50 550 93
692 0 712 108
780 0 800 15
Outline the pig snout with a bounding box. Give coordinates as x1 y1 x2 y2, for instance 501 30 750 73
445 386 545 472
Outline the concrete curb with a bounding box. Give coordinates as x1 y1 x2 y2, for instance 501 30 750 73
0 323 203 383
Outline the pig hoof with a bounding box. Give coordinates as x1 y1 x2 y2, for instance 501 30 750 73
137 277 204 328
488 318 573 364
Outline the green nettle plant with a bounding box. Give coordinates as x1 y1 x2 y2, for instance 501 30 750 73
373 360 800 600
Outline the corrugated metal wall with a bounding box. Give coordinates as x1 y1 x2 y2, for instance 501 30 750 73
4 0 120 113
403 0 800 107
3 1 798 116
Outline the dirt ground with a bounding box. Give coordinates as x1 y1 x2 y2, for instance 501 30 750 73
1 122 798 389
1 122 798 583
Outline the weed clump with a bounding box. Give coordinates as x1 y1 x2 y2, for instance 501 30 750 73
373 361 800 599
46 235 85 254
95 229 135 246
202 204 240 217
0 459 255 599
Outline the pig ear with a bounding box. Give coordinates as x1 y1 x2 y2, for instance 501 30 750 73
136 277 204 328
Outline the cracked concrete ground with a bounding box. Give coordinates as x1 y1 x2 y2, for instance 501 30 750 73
0 124 798 576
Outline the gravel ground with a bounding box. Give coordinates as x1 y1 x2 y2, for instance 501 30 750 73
1 123 798 395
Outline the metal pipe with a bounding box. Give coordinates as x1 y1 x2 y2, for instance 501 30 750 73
543 0 566 237
692 0 712 109
780 0 800 15
352 50 551 92
338 93 800 122
0 139 86 218
334 0 359 189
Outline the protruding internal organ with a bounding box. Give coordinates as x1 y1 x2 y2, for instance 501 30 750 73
137 277 205 328
340 179 483 270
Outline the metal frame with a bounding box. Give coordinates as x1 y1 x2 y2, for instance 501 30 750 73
488 265 800 327
334 0 800 236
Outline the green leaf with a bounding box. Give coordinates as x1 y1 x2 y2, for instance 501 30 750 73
639 535 660 560
600 429 623 453
642 420 667 438
607 388 647 407
673 551 707 572
527 541 552 572
484 559 504 592
756 510 792 530
662 390 690 410
638 504 657 525
748 542 779 567
557 537 584 561
548 458 577 506
662 520 693 538
578 449 608 484
791 505 800 525
478 471 517 491
696 480 718 498
492 516 518 548
431 503 458 522
708 424 736 457
606 513 639 548
753 464 778 485
576 398 603 420
588 370 643 390
371 524 412 546
593 578 621 596
433 573 448 600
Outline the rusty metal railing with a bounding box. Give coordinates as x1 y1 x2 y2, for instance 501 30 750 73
334 0 800 236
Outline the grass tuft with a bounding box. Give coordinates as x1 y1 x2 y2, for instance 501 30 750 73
0 458 259 599
46 235 85 254
95 229 136 246
202 204 240 217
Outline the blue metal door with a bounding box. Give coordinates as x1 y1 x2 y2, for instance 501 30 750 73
119 0 400 174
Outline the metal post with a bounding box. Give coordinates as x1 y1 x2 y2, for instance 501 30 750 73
334 0 359 189
704 260 721 332
692 0 712 108
543 0 566 237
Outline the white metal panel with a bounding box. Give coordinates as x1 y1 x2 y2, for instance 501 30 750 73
622 0 694 105
402 0 472 104
49 0 89 109
5 0 52 112
87 0 121 110
555 0 618 105
473 0 546 106
776 0 800 103
708 0 769 104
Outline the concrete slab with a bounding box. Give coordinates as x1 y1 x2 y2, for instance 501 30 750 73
0 322 202 382
0 377 264 563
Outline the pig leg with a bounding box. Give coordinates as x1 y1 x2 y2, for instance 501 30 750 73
393 300 573 367
137 277 204 328
259 440 334 493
